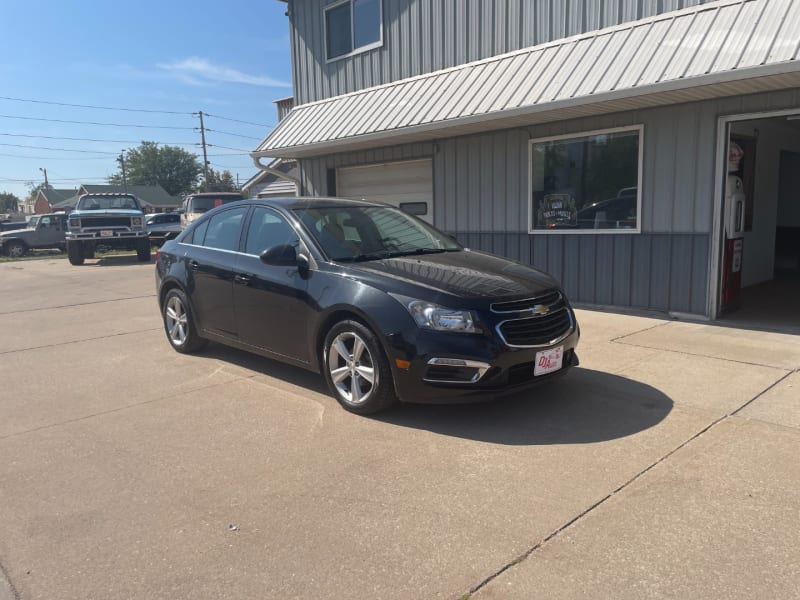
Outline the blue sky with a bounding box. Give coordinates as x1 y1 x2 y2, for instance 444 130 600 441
0 0 293 201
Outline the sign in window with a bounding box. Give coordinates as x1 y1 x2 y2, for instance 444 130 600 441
530 127 642 233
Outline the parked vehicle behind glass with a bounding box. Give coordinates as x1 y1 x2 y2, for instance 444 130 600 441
179 192 243 228
146 212 182 246
155 197 580 415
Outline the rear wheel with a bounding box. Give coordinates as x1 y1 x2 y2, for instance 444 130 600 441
322 320 397 415
6 241 27 258
162 288 207 353
67 240 84 265
136 237 151 262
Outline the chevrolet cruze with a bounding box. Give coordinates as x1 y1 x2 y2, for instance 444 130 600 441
155 197 580 414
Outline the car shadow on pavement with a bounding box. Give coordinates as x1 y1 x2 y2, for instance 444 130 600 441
201 343 672 446
92 255 154 267
378 367 673 445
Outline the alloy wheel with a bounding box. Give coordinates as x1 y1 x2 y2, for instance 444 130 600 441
165 295 189 346
327 331 377 406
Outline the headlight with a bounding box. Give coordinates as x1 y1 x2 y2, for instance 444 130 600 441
393 295 478 333
69 218 80 228
132 217 143 227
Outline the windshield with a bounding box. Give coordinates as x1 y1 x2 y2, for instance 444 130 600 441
77 195 140 211
27 216 40 228
189 196 242 213
293 206 461 262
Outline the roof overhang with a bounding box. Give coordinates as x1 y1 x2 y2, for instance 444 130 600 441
253 0 800 160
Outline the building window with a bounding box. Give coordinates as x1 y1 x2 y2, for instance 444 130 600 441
325 0 382 61
529 126 643 233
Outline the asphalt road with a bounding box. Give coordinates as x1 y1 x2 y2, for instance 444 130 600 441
0 256 798 599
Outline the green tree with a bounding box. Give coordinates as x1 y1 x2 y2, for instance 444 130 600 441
0 191 21 212
108 142 202 196
198 168 239 193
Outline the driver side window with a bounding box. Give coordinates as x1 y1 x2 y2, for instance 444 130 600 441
244 207 298 256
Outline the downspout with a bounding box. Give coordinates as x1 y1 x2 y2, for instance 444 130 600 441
250 154 301 196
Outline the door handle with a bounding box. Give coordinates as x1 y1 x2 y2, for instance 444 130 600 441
234 274 251 285
189 260 200 271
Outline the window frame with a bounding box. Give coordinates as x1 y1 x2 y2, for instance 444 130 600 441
324 0 383 63
527 125 644 235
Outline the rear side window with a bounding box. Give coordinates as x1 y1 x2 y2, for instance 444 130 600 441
199 207 247 251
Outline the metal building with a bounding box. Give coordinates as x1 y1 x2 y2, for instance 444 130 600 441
255 0 800 327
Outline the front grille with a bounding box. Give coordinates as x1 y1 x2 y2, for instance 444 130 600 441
497 309 572 347
81 217 131 228
491 289 564 313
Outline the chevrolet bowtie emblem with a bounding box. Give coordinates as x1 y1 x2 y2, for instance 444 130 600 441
533 304 550 316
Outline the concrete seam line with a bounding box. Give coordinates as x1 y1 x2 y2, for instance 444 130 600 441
0 559 20 600
609 320 671 343
0 327 162 356
463 369 796 598
0 294 156 316
611 339 796 371
0 374 258 442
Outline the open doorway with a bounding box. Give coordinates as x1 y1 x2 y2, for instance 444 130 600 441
716 113 800 332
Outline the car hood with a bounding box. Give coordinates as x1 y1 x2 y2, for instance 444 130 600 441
70 209 143 218
340 249 560 303
0 227 34 237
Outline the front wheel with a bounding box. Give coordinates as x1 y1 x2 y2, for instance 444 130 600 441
322 320 397 415
6 241 27 258
162 288 207 354
67 240 84 265
137 238 151 262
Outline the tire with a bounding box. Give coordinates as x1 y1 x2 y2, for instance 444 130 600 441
322 319 397 415
67 240 85 265
137 238 151 262
6 241 27 259
82 242 95 259
162 288 207 354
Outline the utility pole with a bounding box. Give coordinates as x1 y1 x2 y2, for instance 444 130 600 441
39 167 49 189
196 111 210 191
117 152 128 192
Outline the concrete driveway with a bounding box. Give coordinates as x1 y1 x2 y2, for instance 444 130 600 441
0 257 797 600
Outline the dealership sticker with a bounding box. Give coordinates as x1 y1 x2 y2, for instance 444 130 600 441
534 346 563 376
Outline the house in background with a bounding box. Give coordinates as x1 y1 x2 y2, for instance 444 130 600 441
49 184 180 213
31 188 77 215
253 0 800 327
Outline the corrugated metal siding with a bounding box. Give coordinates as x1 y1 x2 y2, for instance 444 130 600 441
297 87 800 315
290 0 721 105
267 0 799 156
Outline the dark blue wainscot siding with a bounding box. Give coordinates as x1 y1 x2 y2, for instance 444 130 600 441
456 232 709 316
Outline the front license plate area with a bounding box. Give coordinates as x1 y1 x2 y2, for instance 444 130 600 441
100 230 113 237
534 346 563 376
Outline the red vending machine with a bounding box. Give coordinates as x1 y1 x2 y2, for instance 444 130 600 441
721 147 746 314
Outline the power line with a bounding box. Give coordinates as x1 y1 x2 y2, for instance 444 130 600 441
204 113 272 128
0 142 119 155
0 95 190 115
205 129 262 140
0 132 197 145
0 114 196 130
0 152 114 161
207 144 252 152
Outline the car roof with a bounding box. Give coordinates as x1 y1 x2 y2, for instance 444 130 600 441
251 196 390 210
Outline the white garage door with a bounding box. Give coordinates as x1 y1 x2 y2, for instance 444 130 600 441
336 159 433 224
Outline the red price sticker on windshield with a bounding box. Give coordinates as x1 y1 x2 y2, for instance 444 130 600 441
214 199 223 207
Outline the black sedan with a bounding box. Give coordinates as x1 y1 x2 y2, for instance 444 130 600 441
155 197 580 414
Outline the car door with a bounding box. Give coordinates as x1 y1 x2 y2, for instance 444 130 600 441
232 206 313 364
185 206 248 338
36 215 59 246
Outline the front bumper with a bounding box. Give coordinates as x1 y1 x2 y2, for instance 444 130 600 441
67 231 147 240
384 321 580 404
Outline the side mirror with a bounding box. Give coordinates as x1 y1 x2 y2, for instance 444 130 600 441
176 208 185 214
260 244 298 266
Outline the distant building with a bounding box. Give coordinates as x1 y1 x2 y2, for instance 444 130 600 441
49 184 180 213
32 188 77 214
